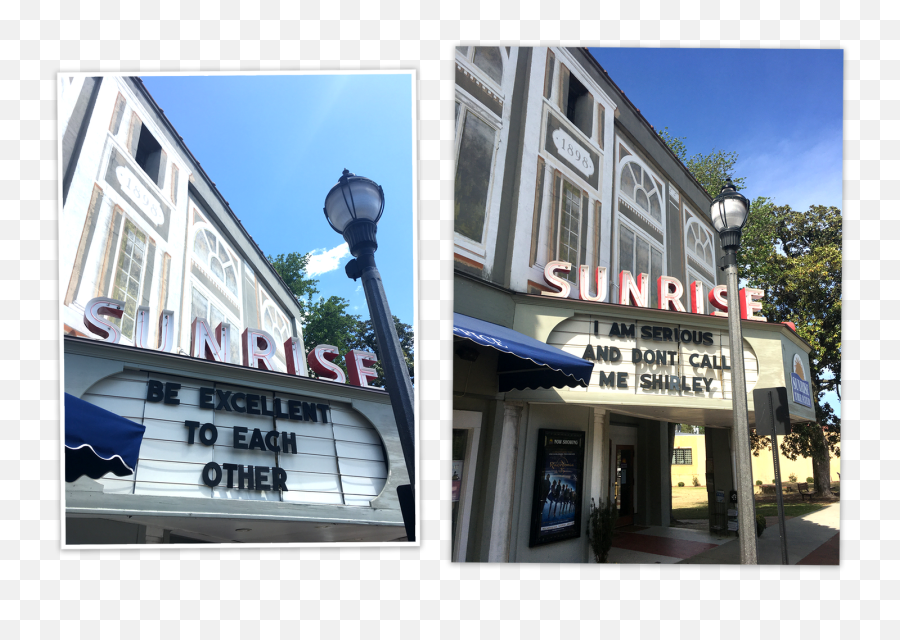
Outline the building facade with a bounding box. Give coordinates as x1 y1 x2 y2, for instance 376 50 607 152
60 76 410 544
452 47 817 562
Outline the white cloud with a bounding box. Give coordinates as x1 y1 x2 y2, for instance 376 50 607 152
305 243 350 277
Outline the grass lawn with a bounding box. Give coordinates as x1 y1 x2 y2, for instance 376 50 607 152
671 486 834 521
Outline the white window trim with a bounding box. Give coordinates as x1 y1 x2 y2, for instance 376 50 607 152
182 278 243 363
616 140 666 235
452 410 482 563
549 48 608 153
260 297 291 372
455 46 508 96
615 215 667 305
190 218 243 308
106 213 151 346
683 207 717 276
453 93 502 259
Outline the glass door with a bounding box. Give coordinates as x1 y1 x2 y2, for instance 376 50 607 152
614 444 635 527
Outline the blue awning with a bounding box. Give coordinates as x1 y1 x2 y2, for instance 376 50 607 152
453 313 594 392
64 392 146 483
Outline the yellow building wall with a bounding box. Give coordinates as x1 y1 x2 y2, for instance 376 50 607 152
750 446 841 485
671 434 706 486
671 433 841 486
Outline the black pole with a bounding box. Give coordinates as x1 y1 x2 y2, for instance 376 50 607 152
352 249 416 488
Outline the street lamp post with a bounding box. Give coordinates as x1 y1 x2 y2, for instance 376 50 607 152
322 169 416 508
709 177 757 565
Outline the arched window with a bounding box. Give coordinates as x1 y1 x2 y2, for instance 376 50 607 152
685 215 715 271
192 223 240 299
619 161 663 225
262 299 290 369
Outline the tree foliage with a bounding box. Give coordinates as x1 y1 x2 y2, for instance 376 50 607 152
658 127 746 198
659 130 841 497
739 202 842 493
268 252 414 387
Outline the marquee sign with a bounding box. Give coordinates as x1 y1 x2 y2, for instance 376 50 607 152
83 296 380 389
547 315 758 400
541 261 766 322
81 371 389 505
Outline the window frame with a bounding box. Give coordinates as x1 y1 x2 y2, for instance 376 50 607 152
617 155 666 233
455 46 507 92
190 217 243 308
616 217 666 308
552 175 585 283
672 448 693 465
684 207 717 276
453 92 502 256
106 214 150 344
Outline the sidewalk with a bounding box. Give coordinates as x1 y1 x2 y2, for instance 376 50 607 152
605 503 840 565
679 503 840 564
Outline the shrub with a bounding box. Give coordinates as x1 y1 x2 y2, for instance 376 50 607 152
692 476 700 487
756 480 762 486
588 498 617 563
788 473 797 483
756 513 767 537
772 479 776 484
807 477 814 484
677 482 685 487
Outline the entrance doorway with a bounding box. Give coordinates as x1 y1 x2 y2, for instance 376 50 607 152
614 444 635 527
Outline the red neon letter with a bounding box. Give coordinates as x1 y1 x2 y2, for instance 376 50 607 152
306 344 346 384
657 276 686 312
346 350 378 388
242 328 277 371
541 261 572 298
619 270 649 307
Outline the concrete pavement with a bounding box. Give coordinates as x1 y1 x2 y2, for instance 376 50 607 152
679 503 840 564
605 503 840 564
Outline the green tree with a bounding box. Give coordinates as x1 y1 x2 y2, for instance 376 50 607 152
658 127 746 198
267 252 319 316
739 202 842 497
268 251 414 385
350 316 415 386
658 131 841 498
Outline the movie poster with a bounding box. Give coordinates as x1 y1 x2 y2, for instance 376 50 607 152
528 429 586 547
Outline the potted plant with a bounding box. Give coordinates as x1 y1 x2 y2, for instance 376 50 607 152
588 497 617 563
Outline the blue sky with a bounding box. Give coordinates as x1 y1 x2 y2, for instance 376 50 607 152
141 73 415 329
588 48 842 416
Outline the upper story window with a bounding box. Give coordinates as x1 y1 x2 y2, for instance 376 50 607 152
685 214 715 272
559 67 594 139
127 112 168 191
454 102 499 245
192 220 240 300
109 217 149 341
262 299 291 370
457 46 504 86
619 160 663 226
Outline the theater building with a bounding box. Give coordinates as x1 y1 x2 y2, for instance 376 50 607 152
451 47 816 562
60 76 410 544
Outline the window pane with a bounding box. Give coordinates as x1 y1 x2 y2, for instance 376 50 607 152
636 190 649 212
636 236 650 277
619 225 634 274
649 193 661 222
193 230 211 262
565 74 593 137
210 256 225 281
558 182 581 282
472 47 503 84
455 113 496 242
225 266 237 295
651 246 663 309
643 171 653 192
111 219 147 340
620 164 636 196
191 287 208 323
